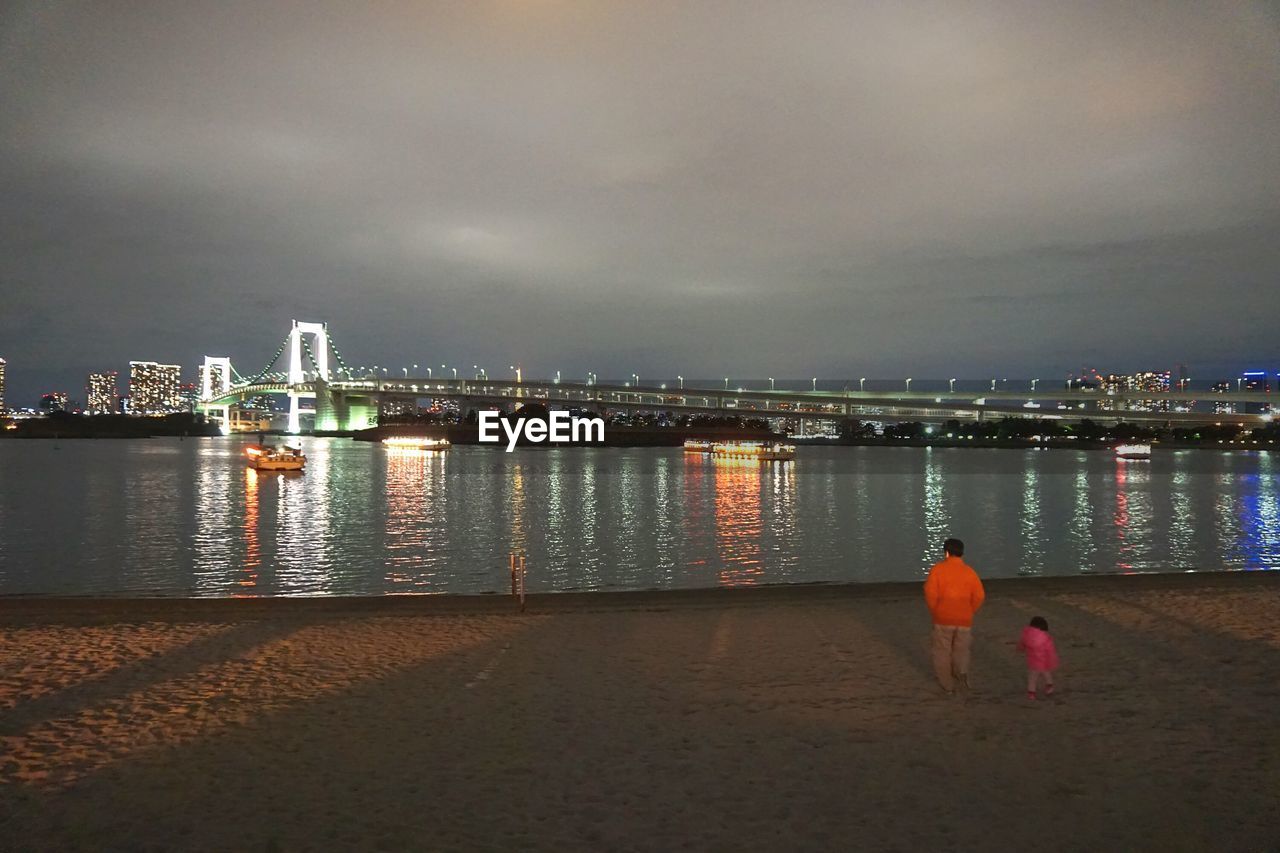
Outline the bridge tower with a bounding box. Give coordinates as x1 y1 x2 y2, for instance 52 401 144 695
287 320 331 434
199 356 233 432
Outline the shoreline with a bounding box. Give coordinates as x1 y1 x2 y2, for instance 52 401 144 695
3 568 1274 622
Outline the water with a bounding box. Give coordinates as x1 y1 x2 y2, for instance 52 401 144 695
0 438 1276 597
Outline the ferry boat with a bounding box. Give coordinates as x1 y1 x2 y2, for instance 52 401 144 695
683 439 713 452
245 444 306 471
709 440 796 461
382 436 452 451
1115 443 1152 460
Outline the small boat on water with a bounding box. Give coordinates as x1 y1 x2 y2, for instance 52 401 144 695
683 439 713 452
382 436 451 451
1115 443 1152 460
709 440 796 461
245 444 306 471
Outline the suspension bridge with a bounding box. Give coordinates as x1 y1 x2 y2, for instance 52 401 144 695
198 321 1277 434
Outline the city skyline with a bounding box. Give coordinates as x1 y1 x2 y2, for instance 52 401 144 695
2 346 1279 414
3 2 1278 403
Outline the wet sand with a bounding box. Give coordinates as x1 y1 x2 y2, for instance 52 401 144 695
2 572 1277 851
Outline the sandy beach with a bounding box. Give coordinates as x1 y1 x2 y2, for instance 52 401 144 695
1 572 1277 852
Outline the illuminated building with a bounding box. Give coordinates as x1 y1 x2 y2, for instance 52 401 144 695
1241 372 1272 415
86 371 120 415
40 391 70 413
128 361 182 415
1210 380 1234 414
0 356 6 413
178 382 199 412
1098 371 1171 412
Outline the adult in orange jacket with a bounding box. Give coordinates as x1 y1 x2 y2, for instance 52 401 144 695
923 538 986 693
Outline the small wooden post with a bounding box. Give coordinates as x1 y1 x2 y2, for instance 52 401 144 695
509 553 517 597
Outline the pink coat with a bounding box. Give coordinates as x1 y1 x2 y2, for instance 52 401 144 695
1018 626 1060 671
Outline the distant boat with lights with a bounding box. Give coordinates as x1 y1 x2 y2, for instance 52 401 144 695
245 444 306 471
685 439 796 461
382 436 451 451
1115 443 1152 460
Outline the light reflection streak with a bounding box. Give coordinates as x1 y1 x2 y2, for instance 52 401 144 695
236 467 260 595
766 460 798 578
653 455 678 582
578 456 600 588
192 444 236 595
1019 462 1044 575
507 459 527 569
1069 470 1096 572
922 449 949 572
712 456 765 586
383 448 446 591
1169 459 1193 570
273 439 333 594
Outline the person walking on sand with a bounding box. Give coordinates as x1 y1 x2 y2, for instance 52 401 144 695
1017 616 1060 700
923 538 986 694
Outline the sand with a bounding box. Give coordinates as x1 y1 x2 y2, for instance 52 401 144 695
1 573 1277 852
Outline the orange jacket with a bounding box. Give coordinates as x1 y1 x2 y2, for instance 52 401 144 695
924 556 986 627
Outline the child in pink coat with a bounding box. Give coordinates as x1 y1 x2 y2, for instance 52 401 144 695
1017 616 1059 700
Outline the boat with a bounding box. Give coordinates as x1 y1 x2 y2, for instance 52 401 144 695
709 440 796 461
683 439 713 452
245 444 306 471
1115 443 1152 460
382 436 451 451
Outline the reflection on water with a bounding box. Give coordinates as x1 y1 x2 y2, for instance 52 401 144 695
0 438 1277 597
711 456 765 586
1069 470 1096 572
1018 464 1044 575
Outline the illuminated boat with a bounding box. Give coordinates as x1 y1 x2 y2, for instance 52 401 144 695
1115 443 1152 460
710 441 796 461
245 444 306 471
382 436 452 451
683 439 713 452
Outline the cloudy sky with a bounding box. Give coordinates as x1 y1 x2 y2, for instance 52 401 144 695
2 1 1278 403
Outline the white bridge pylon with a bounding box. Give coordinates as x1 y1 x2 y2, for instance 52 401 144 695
287 320 330 434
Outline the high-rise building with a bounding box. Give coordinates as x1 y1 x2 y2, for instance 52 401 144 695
1098 370 1171 412
128 361 182 415
40 391 70 413
86 371 120 415
0 356 6 413
1210 380 1234 414
1241 372 1272 415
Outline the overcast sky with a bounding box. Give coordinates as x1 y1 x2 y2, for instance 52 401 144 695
2 1 1278 403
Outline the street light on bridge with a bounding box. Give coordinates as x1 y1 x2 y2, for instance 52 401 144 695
812 377 817 392
949 378 956 392
769 377 774 391
991 378 997 391
860 377 866 392
632 373 639 387
724 377 729 390
1031 378 1039 392
678 375 684 389
905 377 912 392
